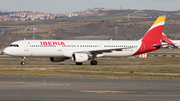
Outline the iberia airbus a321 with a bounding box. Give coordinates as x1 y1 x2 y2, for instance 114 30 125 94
4 16 166 65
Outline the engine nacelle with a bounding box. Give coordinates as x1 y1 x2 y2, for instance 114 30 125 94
50 57 69 62
72 53 89 63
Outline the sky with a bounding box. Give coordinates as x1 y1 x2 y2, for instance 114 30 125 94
0 0 180 14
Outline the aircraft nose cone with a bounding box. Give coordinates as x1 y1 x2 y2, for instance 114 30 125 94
4 48 10 55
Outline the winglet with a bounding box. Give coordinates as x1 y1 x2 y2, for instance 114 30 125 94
141 16 166 42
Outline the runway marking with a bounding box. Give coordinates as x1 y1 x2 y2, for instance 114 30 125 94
73 90 153 94
0 82 70 86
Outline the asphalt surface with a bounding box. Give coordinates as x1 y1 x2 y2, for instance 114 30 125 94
0 77 180 101
0 55 14 58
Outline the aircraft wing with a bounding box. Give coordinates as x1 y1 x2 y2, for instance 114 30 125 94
75 47 132 55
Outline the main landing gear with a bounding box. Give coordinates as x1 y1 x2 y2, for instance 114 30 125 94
21 57 26 65
90 60 98 65
76 60 97 65
90 54 98 65
75 60 98 65
76 63 83 65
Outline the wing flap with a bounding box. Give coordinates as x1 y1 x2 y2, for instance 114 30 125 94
75 47 131 55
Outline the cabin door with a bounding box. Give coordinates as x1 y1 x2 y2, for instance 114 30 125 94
24 41 29 51
99 43 103 49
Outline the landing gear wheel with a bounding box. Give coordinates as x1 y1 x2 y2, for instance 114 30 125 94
90 60 98 65
21 61 25 65
21 57 26 65
76 63 83 65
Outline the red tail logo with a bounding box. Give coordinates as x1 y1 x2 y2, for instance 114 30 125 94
134 16 166 55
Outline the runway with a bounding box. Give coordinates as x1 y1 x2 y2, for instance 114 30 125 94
0 55 14 58
0 77 180 101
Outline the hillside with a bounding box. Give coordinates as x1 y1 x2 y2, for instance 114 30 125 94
0 10 180 48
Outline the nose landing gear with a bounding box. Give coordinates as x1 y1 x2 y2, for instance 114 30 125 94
76 62 83 65
21 57 26 65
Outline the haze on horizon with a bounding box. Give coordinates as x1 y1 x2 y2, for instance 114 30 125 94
0 0 180 14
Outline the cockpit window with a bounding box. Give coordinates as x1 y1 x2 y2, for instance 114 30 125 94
10 44 19 47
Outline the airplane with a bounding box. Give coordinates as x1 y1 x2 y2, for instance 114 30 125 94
4 16 166 65
161 32 180 49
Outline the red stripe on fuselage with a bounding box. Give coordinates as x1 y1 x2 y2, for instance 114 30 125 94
133 25 164 55
133 41 161 56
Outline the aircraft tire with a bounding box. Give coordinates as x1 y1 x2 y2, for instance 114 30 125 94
21 61 25 65
76 63 83 65
90 60 98 65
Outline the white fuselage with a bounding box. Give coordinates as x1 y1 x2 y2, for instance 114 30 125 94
4 40 142 58
171 40 180 48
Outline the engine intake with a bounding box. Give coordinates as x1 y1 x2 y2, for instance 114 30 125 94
72 53 89 63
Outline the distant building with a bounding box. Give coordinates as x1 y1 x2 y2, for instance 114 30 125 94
94 8 99 12
120 8 127 10
86 9 92 12
0 7 126 21
112 9 118 11
72 12 79 17
56 14 62 17
100 8 105 11
104 8 111 11
24 28 38 31
39 16 46 20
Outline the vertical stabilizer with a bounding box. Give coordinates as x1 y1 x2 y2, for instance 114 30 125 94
133 16 166 55
141 16 166 42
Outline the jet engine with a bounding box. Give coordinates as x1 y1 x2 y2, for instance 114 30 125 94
72 53 89 63
50 57 69 62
